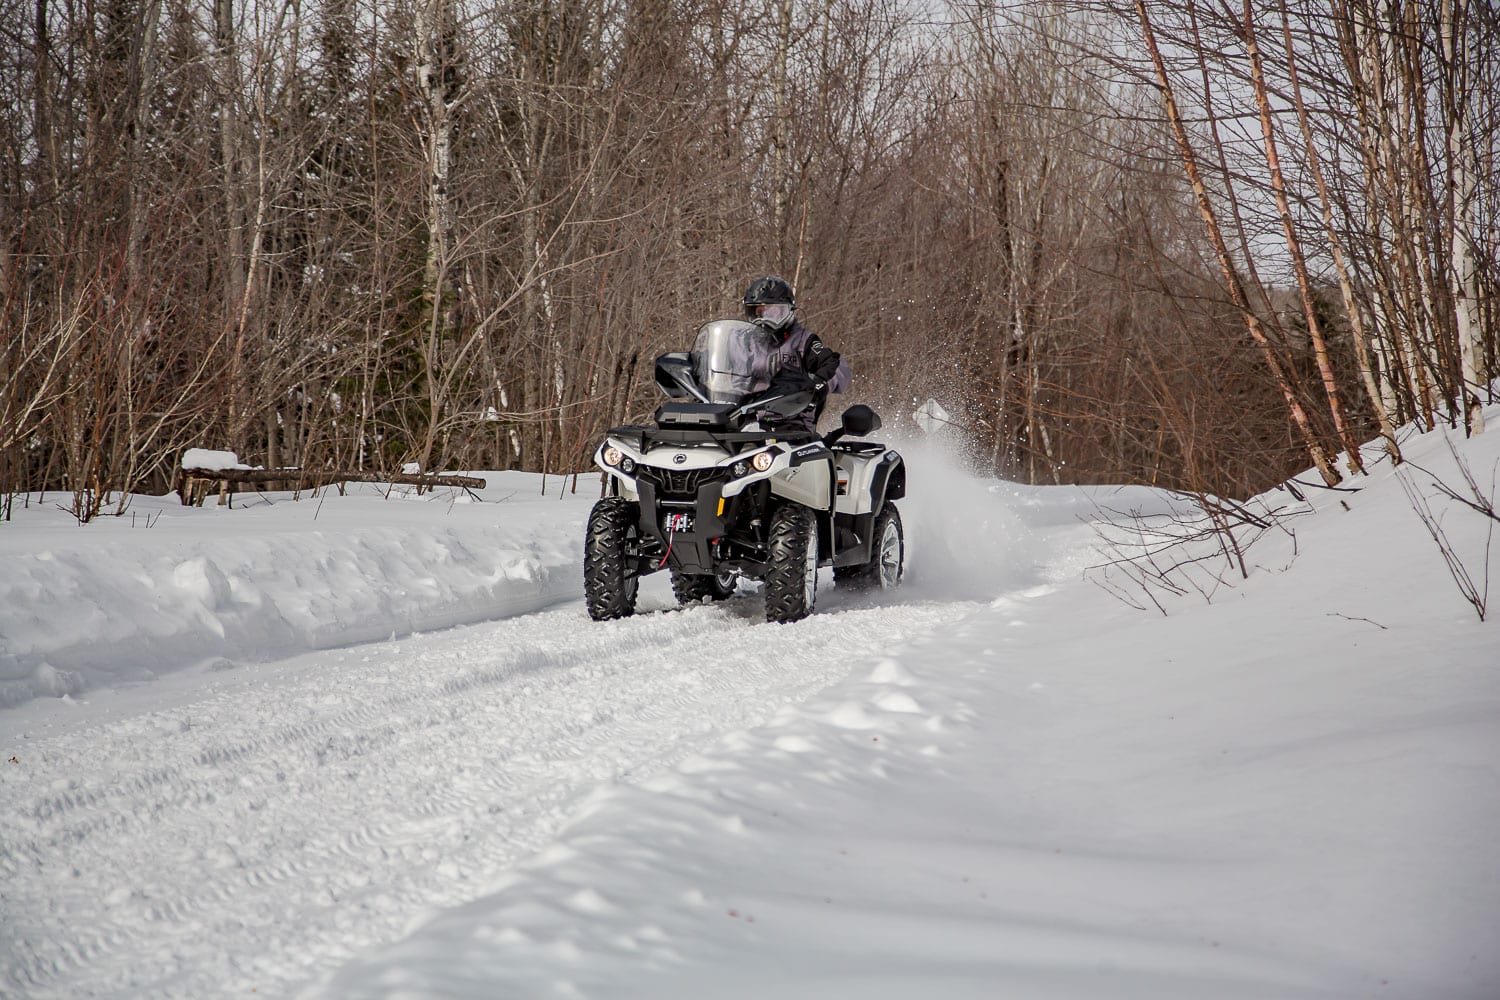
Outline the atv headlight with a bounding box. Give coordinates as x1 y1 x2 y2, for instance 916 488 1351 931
731 461 749 478
751 451 775 472
620 456 635 474
602 446 624 467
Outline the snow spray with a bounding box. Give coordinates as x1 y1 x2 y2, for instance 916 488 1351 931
884 430 1046 602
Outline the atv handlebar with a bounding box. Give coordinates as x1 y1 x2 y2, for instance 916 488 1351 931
731 388 815 422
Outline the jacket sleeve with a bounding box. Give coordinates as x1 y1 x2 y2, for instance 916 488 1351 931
825 355 852 394
803 335 847 386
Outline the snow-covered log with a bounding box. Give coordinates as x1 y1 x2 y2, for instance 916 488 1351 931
177 467 486 505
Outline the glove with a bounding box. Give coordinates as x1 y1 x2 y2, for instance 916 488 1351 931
807 347 842 384
765 370 820 396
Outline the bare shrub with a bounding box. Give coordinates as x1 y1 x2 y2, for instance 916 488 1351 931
1397 438 1498 621
1086 492 1305 614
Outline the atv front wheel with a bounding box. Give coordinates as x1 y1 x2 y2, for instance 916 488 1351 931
834 502 904 591
764 505 818 623
672 568 737 605
584 498 641 620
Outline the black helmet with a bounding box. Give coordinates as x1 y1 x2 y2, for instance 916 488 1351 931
742 275 796 332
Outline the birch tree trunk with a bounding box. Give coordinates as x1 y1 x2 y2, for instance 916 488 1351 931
1278 5 1401 463
1134 0 1342 487
1242 0 1362 473
1440 0 1486 432
414 0 460 471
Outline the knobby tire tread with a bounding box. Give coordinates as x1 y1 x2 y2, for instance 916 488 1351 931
764 506 816 623
584 498 639 620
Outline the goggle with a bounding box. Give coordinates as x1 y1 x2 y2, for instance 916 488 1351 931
752 303 794 325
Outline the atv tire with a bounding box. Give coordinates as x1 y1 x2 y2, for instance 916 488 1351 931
764 505 818 623
834 502 904 591
672 569 737 605
584 498 641 620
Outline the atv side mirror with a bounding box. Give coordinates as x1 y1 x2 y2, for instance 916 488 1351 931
840 404 882 437
655 353 708 402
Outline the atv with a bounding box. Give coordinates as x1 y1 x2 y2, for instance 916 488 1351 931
584 318 906 623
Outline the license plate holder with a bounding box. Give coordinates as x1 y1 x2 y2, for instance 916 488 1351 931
663 512 693 533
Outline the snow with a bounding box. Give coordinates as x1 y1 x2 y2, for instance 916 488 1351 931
180 448 253 471
0 473 582 709
2 418 1498 999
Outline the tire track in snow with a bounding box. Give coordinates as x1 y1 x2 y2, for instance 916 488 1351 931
1 590 979 998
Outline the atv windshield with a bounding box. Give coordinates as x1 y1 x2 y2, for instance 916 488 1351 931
690 320 781 404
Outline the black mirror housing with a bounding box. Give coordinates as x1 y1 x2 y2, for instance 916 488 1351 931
840 404 882 437
655 353 705 400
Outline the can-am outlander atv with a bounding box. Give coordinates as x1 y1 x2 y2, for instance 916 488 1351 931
584 319 906 623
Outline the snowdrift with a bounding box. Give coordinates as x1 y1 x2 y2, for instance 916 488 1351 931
0 474 591 708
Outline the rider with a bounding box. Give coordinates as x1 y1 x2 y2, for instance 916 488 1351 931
742 275 851 432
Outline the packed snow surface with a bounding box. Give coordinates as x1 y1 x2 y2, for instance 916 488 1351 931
2 424 1497 999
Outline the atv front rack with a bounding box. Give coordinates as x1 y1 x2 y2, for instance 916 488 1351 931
605 424 817 451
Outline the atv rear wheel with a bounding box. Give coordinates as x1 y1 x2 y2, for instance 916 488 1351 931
584 498 641 620
834 502 904 591
672 568 737 605
764 505 818 623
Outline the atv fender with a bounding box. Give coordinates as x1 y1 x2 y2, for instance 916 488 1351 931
872 452 906 509
768 444 835 514
831 452 905 569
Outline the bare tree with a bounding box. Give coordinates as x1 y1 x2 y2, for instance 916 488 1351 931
2 0 1493 514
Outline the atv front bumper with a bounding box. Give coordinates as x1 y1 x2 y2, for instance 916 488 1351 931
633 471 742 575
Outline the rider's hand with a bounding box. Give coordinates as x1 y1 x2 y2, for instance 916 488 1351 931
766 370 820 396
807 344 842 384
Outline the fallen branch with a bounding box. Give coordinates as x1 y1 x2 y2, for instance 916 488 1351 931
182 468 486 489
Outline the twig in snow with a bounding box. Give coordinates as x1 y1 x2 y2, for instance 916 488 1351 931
1325 612 1389 630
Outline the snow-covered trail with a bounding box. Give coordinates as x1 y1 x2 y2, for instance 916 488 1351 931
1 582 981 999
6 429 1499 999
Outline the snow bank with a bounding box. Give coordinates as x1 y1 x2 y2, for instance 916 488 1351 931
0 474 595 708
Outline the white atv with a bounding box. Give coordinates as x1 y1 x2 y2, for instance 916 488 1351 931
585 319 906 623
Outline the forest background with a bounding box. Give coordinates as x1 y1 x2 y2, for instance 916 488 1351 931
2 0 1495 520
